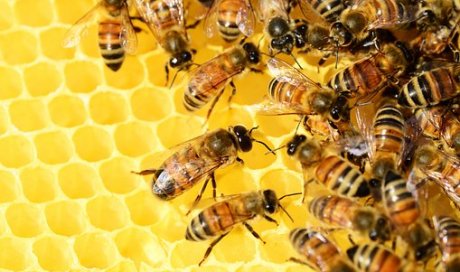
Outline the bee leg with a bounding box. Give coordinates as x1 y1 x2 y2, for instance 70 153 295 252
131 169 157 175
262 215 278 226
227 80 237 105
186 19 201 29
198 233 229 266
210 172 217 200
243 222 265 244
205 88 225 122
302 179 313 203
236 157 245 165
187 176 212 215
348 234 356 245
249 68 263 73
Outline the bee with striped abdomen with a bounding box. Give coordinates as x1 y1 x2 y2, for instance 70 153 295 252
286 134 371 199
289 228 357 272
185 42 260 120
186 190 299 265
204 0 255 42
346 243 403 272
134 0 194 82
309 195 392 241
398 64 460 108
63 0 138 71
132 125 273 208
433 215 460 272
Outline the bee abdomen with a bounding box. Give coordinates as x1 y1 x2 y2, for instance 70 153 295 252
373 105 404 152
309 195 354 227
98 20 125 71
383 170 420 227
183 85 211 111
217 0 242 41
186 202 234 241
435 216 460 260
309 0 345 22
347 243 401 272
316 156 370 198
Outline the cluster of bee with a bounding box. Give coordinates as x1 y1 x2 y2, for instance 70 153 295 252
65 0 460 270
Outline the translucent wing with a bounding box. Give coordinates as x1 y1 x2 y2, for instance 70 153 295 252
298 0 329 28
253 99 313 115
267 58 324 92
62 2 102 48
120 2 138 54
204 0 221 38
367 1 418 30
236 0 255 36
353 103 375 161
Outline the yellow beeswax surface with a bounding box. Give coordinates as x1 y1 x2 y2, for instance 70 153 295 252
0 0 370 271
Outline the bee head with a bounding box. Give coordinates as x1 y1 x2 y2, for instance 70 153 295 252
268 17 290 38
342 10 367 35
330 94 350 121
231 125 253 152
262 189 278 214
242 43 260 64
330 22 353 48
286 134 307 156
270 35 294 54
170 51 193 69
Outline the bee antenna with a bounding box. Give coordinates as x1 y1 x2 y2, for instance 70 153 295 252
266 144 287 155
278 192 302 201
169 68 182 90
290 52 303 69
257 34 265 48
279 203 295 223
335 41 339 69
254 139 276 156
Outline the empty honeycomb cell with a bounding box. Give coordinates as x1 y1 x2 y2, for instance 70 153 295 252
23 62 62 96
48 95 86 127
104 58 144 89
207 108 253 131
14 0 53 26
213 231 257 264
55 0 95 24
0 2 13 30
0 171 19 203
150 209 187 242
73 126 114 162
0 237 33 271
9 99 49 132
33 236 74 271
259 170 303 198
0 65 22 100
125 191 169 226
286 264 311 272
238 134 277 170
45 201 86 236
0 135 34 168
131 87 172 121
79 25 100 59
89 92 128 124
260 233 296 263
255 115 298 137
191 266 229 272
99 157 140 194
115 228 166 267
231 72 270 106
0 30 38 65
106 261 137 272
114 122 155 157
64 61 101 93
35 131 73 164
236 264 278 272
58 163 98 199
215 167 256 196
171 241 209 268
86 196 129 231
40 27 76 60
0 106 9 135
74 233 118 268
157 115 202 148
20 166 57 203
5 203 46 238
145 53 170 87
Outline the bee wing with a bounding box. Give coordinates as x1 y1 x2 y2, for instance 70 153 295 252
204 0 221 38
267 58 324 92
120 2 138 54
367 2 418 30
62 2 103 48
253 99 312 115
235 0 255 37
353 103 375 161
298 0 329 28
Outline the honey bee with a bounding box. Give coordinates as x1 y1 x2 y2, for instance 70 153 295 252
327 42 413 98
186 189 299 265
286 134 371 198
398 64 460 108
134 0 194 81
63 0 138 71
185 42 260 120
433 215 460 272
132 125 273 207
289 228 357 272
413 143 460 208
257 57 351 138
204 0 255 42
346 243 403 272
309 195 392 241
383 170 436 261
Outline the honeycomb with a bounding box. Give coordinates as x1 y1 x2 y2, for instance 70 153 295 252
0 0 325 270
